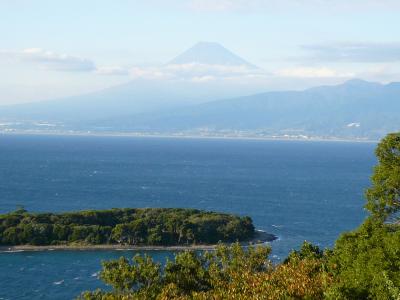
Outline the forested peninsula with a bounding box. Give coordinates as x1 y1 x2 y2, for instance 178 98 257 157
0 208 268 248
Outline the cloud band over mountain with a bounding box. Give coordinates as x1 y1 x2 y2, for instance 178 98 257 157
302 42 400 63
1 48 96 72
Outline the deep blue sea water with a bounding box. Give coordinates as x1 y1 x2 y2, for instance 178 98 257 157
0 135 376 299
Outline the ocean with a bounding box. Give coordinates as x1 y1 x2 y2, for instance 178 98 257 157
0 134 376 299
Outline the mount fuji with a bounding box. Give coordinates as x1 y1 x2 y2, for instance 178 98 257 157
0 42 261 123
169 42 257 68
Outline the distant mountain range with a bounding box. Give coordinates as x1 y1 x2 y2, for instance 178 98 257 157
0 42 399 140
96 79 400 140
0 79 243 122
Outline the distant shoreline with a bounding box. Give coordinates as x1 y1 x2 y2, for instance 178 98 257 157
0 130 378 143
0 231 277 253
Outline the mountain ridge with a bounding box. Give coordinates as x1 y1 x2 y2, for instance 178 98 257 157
95 79 400 140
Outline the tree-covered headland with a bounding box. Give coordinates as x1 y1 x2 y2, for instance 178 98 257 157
80 133 400 300
0 208 255 246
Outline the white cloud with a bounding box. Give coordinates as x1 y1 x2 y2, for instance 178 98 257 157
191 75 216 82
96 66 130 76
165 63 256 75
0 47 266 81
2 48 134 76
276 67 354 78
129 66 171 80
186 0 400 12
127 62 267 82
354 64 400 83
301 42 400 63
188 0 243 12
14 48 96 72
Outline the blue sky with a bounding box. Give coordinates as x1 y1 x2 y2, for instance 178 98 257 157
1 0 400 104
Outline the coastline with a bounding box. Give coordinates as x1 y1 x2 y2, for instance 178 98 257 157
0 130 378 143
0 230 277 253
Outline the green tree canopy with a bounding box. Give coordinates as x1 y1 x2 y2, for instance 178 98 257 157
366 133 400 221
0 208 256 246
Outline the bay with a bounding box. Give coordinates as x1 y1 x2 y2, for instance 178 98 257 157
0 135 376 299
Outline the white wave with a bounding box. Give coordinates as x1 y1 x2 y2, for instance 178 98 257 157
53 280 64 285
1 250 25 253
271 224 284 229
